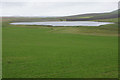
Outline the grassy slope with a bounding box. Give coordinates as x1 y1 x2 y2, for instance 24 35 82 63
93 18 118 23
2 19 118 78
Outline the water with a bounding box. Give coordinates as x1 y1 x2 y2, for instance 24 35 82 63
10 21 114 26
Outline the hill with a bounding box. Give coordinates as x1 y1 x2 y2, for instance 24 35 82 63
65 9 119 21
2 9 119 22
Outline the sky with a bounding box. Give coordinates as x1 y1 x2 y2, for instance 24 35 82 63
0 0 119 17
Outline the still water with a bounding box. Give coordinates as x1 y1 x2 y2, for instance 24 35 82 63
10 21 114 26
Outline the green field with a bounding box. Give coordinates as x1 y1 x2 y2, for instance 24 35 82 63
2 18 118 78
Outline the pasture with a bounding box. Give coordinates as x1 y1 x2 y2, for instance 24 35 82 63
2 18 118 78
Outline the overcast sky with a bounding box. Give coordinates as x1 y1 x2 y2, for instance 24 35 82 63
0 0 119 17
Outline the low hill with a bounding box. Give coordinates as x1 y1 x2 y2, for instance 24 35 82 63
2 9 119 22
65 9 119 21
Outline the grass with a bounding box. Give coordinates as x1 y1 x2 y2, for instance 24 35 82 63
48 24 118 36
2 18 118 78
93 18 118 23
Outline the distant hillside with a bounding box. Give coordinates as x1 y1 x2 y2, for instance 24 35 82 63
66 9 119 21
2 9 119 22
60 13 106 18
